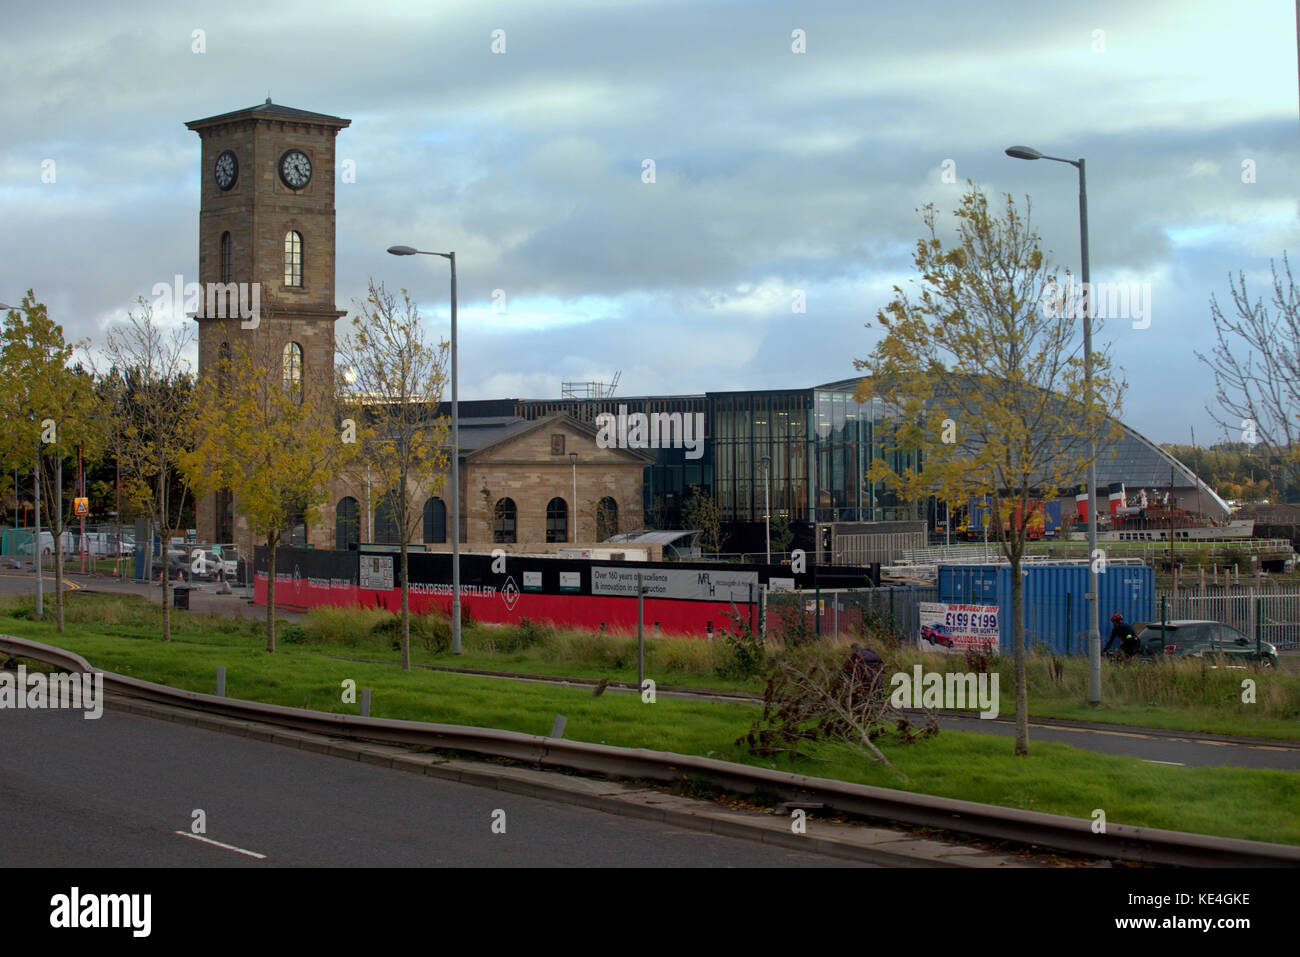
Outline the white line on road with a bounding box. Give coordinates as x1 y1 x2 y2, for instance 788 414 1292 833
1142 759 1186 766
173 831 267 859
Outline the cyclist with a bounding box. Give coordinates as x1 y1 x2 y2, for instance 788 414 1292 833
1102 612 1140 660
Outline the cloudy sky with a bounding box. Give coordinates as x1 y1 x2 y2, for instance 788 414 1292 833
2 0 1296 444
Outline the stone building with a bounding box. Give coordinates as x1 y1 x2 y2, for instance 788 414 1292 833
187 100 647 556
330 414 652 552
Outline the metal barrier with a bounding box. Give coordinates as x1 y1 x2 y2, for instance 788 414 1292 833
2 632 1296 866
767 585 938 639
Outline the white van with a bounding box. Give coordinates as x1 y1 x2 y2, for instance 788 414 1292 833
17 531 55 556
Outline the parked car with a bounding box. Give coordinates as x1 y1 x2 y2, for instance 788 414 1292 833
1136 620 1278 668
188 549 235 579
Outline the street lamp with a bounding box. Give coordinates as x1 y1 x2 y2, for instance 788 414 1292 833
386 245 462 654
760 456 771 563
2 300 43 619
1004 144 1101 704
569 451 578 543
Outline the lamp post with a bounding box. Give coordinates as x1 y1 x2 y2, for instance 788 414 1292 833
386 246 462 654
1 301 43 619
1004 145 1101 704
760 455 771 563
569 451 578 543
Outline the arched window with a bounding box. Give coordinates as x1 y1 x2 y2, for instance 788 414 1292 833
596 497 618 541
374 494 399 544
493 498 517 544
216 489 234 543
546 497 568 544
284 230 303 287
283 342 303 402
220 231 233 284
288 503 308 547
423 497 446 544
336 497 360 550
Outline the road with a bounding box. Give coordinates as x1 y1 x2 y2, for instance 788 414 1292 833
937 714 1299 770
0 706 866 867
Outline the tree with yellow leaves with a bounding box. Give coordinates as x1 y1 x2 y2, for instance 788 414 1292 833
0 292 107 632
854 185 1124 755
183 319 347 653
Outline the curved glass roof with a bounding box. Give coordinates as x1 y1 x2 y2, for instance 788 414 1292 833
814 377 1226 516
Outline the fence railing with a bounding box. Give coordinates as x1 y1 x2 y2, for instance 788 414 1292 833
767 585 938 640
1155 586 1300 651
762 582 1300 652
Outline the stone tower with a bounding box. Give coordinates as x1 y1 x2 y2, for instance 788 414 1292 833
186 99 350 551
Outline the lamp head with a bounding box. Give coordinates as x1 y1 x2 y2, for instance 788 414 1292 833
1004 145 1043 161
387 245 418 256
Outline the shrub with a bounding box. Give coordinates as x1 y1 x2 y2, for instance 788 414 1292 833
714 607 766 680
769 600 818 648
280 624 308 645
504 617 549 652
301 605 395 645
410 611 451 653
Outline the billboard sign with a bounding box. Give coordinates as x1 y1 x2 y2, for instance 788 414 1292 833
919 601 998 653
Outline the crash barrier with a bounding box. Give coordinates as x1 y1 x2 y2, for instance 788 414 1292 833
252 546 878 639
2 633 1295 867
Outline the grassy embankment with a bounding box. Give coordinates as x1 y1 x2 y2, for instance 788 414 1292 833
1 591 1297 846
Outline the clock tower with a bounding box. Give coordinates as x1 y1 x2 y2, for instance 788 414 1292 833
186 99 351 550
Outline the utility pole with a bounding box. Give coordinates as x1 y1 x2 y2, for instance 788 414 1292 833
33 447 42 619
1169 467 1176 592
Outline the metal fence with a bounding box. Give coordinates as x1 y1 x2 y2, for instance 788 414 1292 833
766 585 938 640
1156 586 1300 651
763 583 1300 652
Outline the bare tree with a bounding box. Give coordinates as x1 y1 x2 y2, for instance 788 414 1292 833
101 299 197 643
1198 253 1300 497
337 280 451 669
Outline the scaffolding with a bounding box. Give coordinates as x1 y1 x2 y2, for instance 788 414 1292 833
561 371 620 400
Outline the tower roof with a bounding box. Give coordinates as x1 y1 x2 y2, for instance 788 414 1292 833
185 98 351 132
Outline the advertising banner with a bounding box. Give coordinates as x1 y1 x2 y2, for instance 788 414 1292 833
918 601 998 653
591 565 759 603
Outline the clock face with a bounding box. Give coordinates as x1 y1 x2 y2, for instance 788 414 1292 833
279 149 312 189
214 150 238 190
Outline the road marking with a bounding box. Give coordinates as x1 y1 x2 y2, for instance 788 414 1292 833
173 831 266 859
0 572 80 589
1142 759 1186 766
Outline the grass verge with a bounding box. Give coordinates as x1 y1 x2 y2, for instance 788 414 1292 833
1 592 1298 846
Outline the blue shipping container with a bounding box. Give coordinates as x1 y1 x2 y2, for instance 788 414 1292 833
937 563 1153 655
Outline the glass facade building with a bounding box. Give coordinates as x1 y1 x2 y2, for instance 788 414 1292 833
455 375 1209 551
